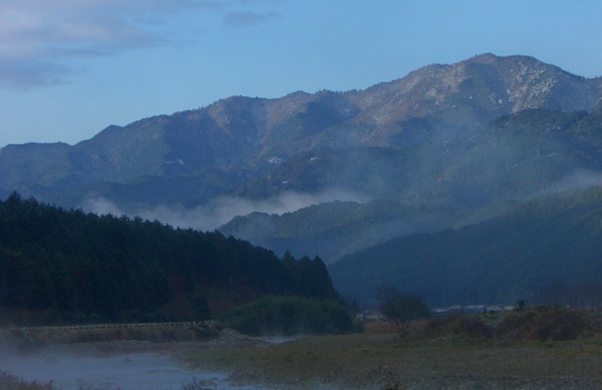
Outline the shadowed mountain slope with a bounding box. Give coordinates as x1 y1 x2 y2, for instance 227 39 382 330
329 185 602 307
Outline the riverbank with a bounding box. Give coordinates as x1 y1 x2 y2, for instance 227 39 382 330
1 328 269 390
1 326 269 356
6 313 602 389
180 330 602 389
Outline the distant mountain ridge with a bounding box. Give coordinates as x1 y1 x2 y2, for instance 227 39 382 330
1 53 600 207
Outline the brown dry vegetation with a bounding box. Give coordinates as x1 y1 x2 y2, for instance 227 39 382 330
1 326 214 350
0 372 54 390
181 309 602 390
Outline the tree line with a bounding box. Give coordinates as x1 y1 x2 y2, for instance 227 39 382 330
0 193 339 326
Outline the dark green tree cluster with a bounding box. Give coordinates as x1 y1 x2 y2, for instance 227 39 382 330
219 295 354 335
0 193 340 326
282 251 338 299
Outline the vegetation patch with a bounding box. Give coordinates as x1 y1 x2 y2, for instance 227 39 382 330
496 307 591 342
1 325 216 350
424 313 493 340
182 309 602 389
219 296 354 336
0 372 55 390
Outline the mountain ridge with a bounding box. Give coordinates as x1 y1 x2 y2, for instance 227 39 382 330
1 53 601 233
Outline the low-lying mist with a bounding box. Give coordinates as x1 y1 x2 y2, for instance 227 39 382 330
542 169 602 195
80 188 369 231
0 347 249 390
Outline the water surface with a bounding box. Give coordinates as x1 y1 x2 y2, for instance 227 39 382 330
1 350 260 390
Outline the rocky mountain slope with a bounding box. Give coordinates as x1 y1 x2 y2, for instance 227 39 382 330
2 54 600 205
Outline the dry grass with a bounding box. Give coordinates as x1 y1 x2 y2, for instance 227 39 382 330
181 322 602 390
0 372 55 390
1 326 213 350
362 321 397 335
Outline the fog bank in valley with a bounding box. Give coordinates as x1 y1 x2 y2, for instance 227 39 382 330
80 188 369 231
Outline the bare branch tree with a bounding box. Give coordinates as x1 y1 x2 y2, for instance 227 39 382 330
378 286 430 337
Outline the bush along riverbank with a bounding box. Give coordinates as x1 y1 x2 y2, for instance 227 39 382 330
219 296 356 336
181 307 602 390
0 296 354 350
0 323 219 352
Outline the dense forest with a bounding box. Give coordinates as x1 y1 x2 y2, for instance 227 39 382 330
0 193 339 326
330 185 602 307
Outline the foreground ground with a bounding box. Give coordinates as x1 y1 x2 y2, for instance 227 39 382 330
180 329 602 389
5 317 602 389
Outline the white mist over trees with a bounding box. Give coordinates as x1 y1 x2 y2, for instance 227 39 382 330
79 188 368 232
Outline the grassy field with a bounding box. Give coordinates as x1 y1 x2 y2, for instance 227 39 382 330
180 315 602 390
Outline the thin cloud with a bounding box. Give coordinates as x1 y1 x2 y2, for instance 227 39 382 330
0 1 167 88
0 0 276 88
0 54 73 87
222 10 278 27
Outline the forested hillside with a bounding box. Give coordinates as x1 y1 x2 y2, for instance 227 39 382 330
221 108 602 261
330 185 602 307
0 193 338 326
221 199 458 262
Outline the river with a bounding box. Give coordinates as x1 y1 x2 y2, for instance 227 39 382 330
1 349 262 390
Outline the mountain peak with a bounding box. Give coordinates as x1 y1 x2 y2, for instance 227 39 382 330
2 53 602 207
465 52 499 63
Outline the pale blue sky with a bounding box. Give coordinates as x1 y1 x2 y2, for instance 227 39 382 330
1 0 601 147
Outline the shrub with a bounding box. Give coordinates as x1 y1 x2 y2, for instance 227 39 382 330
425 314 493 339
0 371 55 390
377 287 430 337
220 296 354 335
496 307 587 341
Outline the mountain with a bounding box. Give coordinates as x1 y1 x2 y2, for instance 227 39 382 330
220 199 460 262
221 108 602 261
1 54 600 208
2 53 602 264
329 185 602 307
